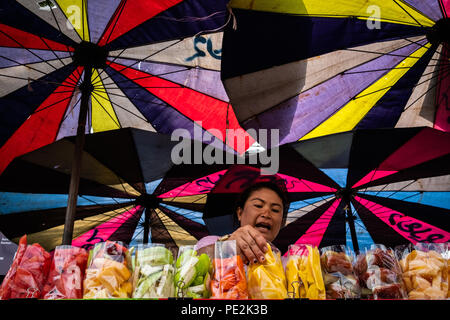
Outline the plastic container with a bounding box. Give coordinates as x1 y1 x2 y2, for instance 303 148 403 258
132 243 175 298
0 235 51 299
42 245 88 299
173 245 212 299
247 243 287 299
210 240 248 299
83 241 133 299
354 244 407 299
320 245 360 299
398 242 448 300
285 244 325 299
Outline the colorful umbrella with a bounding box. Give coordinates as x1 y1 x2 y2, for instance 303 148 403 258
0 0 254 174
0 0 256 243
0 128 236 252
221 0 450 147
271 127 450 254
155 127 450 254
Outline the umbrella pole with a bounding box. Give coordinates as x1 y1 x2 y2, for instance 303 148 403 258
344 204 360 254
143 208 150 244
62 66 93 245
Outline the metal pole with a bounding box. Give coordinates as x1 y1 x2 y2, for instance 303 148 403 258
62 66 92 245
345 204 360 254
143 208 150 244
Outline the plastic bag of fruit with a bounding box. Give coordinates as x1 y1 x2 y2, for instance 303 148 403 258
354 244 407 299
173 245 212 299
210 240 248 299
0 235 51 299
42 245 88 299
320 245 360 299
132 243 175 298
247 243 287 299
83 241 133 299
398 242 448 300
285 244 325 299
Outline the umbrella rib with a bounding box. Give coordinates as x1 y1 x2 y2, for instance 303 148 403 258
342 46 443 63
392 0 428 29
103 90 172 108
355 179 418 214
264 12 427 27
352 61 449 101
402 37 444 57
130 225 145 243
159 204 205 222
343 65 422 75
257 39 439 124
403 64 450 112
0 73 77 90
0 55 69 77
39 37 68 67
0 30 60 72
77 195 139 222
104 37 185 80
102 0 127 47
19 94 75 117
352 61 449 114
72 208 133 224
100 66 193 89
439 0 449 18
352 179 414 220
91 90 152 123
397 191 423 202
90 89 122 128
59 89 82 124
372 179 419 199
49 0 81 46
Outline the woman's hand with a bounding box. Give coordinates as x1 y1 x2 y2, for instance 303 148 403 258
229 225 268 264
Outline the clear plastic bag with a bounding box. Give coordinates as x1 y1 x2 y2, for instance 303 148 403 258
132 243 175 299
0 235 51 299
285 244 325 299
247 243 287 299
83 241 133 299
320 245 360 299
42 245 88 299
210 240 248 299
173 245 212 299
398 242 448 300
354 244 407 299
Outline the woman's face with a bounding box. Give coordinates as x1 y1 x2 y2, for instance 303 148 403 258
236 187 284 242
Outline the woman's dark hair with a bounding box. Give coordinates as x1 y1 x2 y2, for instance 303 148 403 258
232 181 289 229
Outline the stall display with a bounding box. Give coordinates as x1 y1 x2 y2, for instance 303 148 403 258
320 245 360 299
398 243 448 300
174 245 212 299
354 244 407 299
132 244 175 298
0 235 51 299
83 241 133 299
285 244 326 299
247 243 287 299
42 246 88 299
210 240 248 299
1 236 449 300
